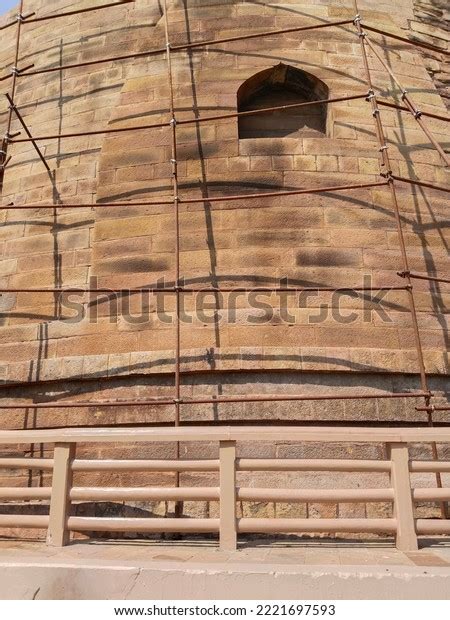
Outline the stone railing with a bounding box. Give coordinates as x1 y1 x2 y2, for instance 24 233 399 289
0 426 449 551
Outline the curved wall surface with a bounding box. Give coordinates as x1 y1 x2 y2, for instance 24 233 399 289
0 0 448 432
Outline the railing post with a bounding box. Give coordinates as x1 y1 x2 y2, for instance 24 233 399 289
47 442 76 547
388 442 418 551
219 440 237 551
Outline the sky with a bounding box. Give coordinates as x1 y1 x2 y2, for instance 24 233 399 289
0 0 18 15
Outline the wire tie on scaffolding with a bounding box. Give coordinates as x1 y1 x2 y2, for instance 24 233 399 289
0 156 12 170
379 145 389 153
397 270 410 279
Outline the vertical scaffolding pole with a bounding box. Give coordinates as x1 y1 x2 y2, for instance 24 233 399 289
0 0 25 193
353 1 446 517
163 0 182 518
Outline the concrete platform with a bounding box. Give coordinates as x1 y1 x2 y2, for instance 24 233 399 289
1 538 450 600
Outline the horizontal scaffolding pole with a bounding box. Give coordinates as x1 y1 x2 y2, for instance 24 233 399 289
392 175 450 194
397 271 450 285
23 0 135 24
362 23 450 57
12 19 353 79
416 405 450 412
0 12 35 31
2 180 388 210
10 93 368 143
0 285 409 294
0 391 430 410
378 100 450 123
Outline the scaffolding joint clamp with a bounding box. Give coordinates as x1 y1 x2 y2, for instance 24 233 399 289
366 90 375 101
379 145 389 152
353 14 361 24
170 118 177 126
414 109 422 119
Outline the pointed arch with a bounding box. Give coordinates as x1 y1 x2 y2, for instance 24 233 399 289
237 64 329 139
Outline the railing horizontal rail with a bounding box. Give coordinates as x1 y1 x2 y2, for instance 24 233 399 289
410 461 450 473
67 517 219 533
412 488 450 502
0 487 51 500
237 458 391 472
1 426 449 444
0 458 53 470
416 520 450 535
236 488 394 502
71 459 218 472
70 487 219 502
237 518 397 534
0 515 49 528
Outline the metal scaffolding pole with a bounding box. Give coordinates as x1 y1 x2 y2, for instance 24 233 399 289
354 2 447 516
0 0 25 194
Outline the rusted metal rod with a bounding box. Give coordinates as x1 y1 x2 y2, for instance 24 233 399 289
392 175 450 193
416 406 450 412
0 0 24 194
364 36 450 167
0 285 409 294
164 0 181 436
1 180 388 210
0 11 35 31
398 271 450 285
363 24 450 57
5 93 50 172
0 391 431 410
23 1 135 23
378 100 450 123
354 2 445 514
14 19 353 79
10 93 368 143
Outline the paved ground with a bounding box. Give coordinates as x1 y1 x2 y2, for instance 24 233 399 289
1 537 449 599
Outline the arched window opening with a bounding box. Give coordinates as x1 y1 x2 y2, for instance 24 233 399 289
237 64 329 139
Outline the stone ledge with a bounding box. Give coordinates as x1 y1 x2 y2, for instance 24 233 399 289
1 347 447 386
